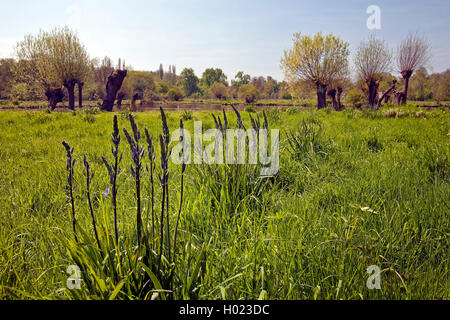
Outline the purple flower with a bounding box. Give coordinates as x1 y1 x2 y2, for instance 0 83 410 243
103 187 110 196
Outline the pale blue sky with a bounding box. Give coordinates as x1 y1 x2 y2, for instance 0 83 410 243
1 0 449 81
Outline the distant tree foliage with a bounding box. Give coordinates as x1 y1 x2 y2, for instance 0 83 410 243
178 68 199 96
208 82 228 100
0 59 16 99
164 64 177 85
93 56 115 98
408 67 431 101
167 86 184 101
231 71 251 87
426 69 450 104
200 68 228 94
238 84 260 103
129 71 155 98
2 27 448 109
158 64 164 80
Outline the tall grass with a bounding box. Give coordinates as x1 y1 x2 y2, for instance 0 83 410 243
52 108 205 300
286 119 333 162
193 108 272 218
0 104 448 300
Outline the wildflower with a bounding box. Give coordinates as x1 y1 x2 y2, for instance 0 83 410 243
103 187 110 196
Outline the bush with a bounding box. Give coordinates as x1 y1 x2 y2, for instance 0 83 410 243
345 89 365 108
155 81 171 94
189 93 201 100
281 91 292 99
143 88 157 102
82 114 96 123
238 84 260 103
208 82 228 100
167 87 184 101
10 83 29 101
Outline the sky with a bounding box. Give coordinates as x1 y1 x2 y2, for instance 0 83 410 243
1 0 449 81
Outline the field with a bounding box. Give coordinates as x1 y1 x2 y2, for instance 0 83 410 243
0 105 448 300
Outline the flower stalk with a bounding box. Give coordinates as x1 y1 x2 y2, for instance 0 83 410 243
102 115 122 245
62 141 78 243
123 114 145 247
83 155 102 252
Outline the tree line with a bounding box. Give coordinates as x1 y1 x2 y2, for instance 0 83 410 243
281 32 449 110
0 27 448 110
0 27 289 110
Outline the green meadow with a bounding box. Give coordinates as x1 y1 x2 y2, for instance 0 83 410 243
0 105 448 300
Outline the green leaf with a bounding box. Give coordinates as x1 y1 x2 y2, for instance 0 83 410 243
138 262 166 300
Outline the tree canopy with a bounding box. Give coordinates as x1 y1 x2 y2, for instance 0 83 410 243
200 68 228 90
396 33 431 104
231 71 251 87
15 26 91 109
354 35 392 108
281 32 349 108
178 68 199 96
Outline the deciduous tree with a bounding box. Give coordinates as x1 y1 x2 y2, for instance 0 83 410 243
281 32 349 108
208 82 228 100
354 35 392 109
397 33 430 104
15 26 91 110
200 68 227 94
178 68 199 96
0 59 16 99
231 71 251 88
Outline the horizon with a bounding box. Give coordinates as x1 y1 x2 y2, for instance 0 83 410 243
1 0 449 81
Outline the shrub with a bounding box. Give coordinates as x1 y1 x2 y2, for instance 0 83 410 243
119 109 133 120
238 84 260 103
155 81 171 94
281 91 292 100
189 93 201 100
167 87 184 101
208 82 228 100
143 88 157 102
10 83 29 101
345 89 365 108
82 114 96 123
